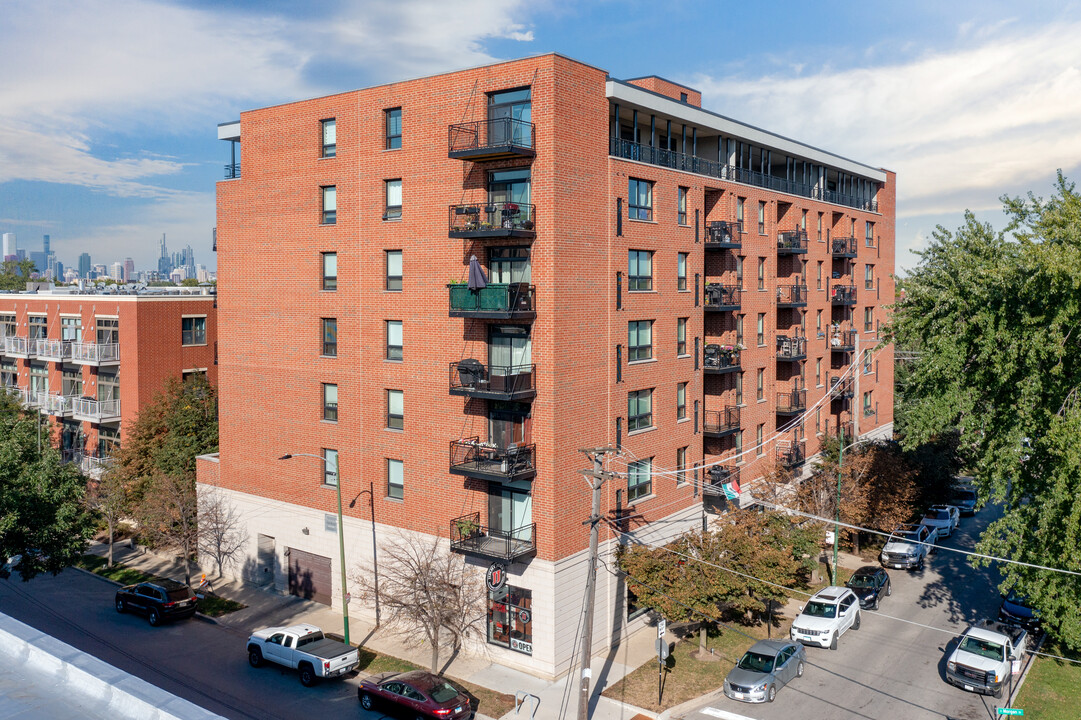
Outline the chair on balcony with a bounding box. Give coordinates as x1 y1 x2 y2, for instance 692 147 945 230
457 359 485 390
704 344 721 368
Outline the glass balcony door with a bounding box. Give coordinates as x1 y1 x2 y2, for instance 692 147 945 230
488 325 531 391
488 481 533 541
487 88 531 146
489 247 531 284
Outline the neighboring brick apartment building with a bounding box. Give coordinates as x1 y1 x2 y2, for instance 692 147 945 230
0 285 218 470
200 53 894 678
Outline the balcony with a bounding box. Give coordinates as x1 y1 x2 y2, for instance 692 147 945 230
831 285 857 305
776 335 807 361
777 230 808 254
832 236 858 258
777 440 805 468
2 385 28 407
224 162 240 179
776 389 807 415
71 342 120 366
777 284 808 308
448 202 536 240
38 393 75 417
703 406 740 438
71 397 121 424
448 118 536 161
830 327 856 351
705 221 742 250
449 512 536 563
829 376 854 399
449 360 536 401
704 284 740 312
3 336 34 358
35 339 71 362
703 345 740 374
448 283 535 320
707 464 740 491
62 449 113 478
863 405 877 419
449 438 536 482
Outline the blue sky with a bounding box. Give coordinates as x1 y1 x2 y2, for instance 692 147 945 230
2 0 1080 273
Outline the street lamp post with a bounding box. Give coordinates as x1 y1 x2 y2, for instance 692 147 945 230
279 452 351 645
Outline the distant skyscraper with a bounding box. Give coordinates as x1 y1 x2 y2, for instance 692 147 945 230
43 234 50 256
110 262 124 281
2 233 15 261
158 233 173 276
79 253 91 278
30 251 46 274
124 258 135 282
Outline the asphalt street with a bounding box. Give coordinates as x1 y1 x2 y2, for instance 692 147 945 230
685 505 1015 720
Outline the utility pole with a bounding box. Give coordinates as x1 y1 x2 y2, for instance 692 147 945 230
577 447 615 720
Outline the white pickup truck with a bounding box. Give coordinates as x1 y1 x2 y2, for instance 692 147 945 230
247 624 359 687
879 523 938 571
945 620 1028 698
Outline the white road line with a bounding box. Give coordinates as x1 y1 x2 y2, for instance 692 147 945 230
700 708 757 720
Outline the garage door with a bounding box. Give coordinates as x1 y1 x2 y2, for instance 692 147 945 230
287 548 332 606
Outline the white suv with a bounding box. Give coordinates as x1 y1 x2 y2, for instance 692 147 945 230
920 505 960 538
790 587 861 650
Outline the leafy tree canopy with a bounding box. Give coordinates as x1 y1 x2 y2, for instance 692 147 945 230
0 259 38 292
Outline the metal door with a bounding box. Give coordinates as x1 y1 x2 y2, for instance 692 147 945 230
287 548 332 605
256 534 275 586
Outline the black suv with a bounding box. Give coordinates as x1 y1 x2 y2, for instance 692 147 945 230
845 566 891 610
115 580 198 626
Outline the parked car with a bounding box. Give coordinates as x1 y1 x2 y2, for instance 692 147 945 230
247 624 359 686
950 487 978 516
358 670 472 719
920 505 960 538
844 566 892 610
998 592 1041 632
945 620 1028 698
115 579 198 626
790 586 861 650
723 640 806 703
880 524 938 570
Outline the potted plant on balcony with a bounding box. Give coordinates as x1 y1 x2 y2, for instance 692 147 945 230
455 516 480 540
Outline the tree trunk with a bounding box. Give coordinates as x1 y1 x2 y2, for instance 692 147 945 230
699 624 708 656
853 530 861 555
430 624 441 673
106 519 114 568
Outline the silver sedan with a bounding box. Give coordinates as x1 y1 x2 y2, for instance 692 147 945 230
723 639 806 703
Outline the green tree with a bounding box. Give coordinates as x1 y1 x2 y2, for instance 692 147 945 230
888 172 1081 648
0 394 95 580
0 259 38 292
180 278 200 287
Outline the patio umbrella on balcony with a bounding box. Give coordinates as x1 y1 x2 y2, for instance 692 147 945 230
467 255 488 291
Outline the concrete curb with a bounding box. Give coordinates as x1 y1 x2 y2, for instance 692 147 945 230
657 686 726 720
1006 631 1046 707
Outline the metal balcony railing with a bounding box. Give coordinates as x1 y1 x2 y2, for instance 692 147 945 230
448 283 535 319
829 376 854 398
224 162 240 179
71 342 120 365
448 202 536 238
703 406 740 437
449 438 536 481
830 327 856 351
62 449 114 477
38 393 75 416
704 284 740 311
72 397 121 423
831 285 857 305
449 361 536 401
832 236 858 257
776 389 807 414
3 336 34 356
776 335 807 360
705 221 743 249
777 230 809 253
777 284 808 307
449 512 536 562
707 464 740 489
34 339 71 361
703 345 740 373
778 441 805 467
448 118 536 159
2 385 28 406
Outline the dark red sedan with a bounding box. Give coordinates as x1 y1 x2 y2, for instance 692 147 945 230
358 670 471 720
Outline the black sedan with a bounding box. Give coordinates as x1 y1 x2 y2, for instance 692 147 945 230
845 566 891 610
115 580 198 626
358 670 472 720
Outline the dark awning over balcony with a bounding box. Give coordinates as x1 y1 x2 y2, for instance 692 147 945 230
704 284 740 312
703 406 740 438
448 283 536 320
831 285 857 305
777 284 808 308
449 512 536 563
449 119 536 160
703 345 740 374
705 221 742 250
449 438 536 482
777 230 808 254
776 335 806 361
449 361 536 401
449 202 536 239
831 236 858 257
776 389 807 415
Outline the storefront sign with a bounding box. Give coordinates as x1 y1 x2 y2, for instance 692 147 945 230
486 562 507 592
518 609 531 624
510 637 533 654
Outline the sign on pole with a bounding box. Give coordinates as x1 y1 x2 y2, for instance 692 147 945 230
657 617 666 639
825 530 836 545
996 709 1024 716
655 638 670 660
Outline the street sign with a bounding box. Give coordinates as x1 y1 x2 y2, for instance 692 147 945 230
657 617 667 639
996 709 1024 716
655 638 670 660
825 530 836 545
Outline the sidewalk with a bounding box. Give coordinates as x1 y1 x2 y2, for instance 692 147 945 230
82 541 660 720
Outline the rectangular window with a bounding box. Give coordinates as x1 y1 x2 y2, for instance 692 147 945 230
322 186 336 224
816 407 821 433
757 424 764 456
864 349 873 374
864 308 874 332
817 213 824 242
676 382 687 419
736 256 744 288
737 197 745 226
865 221 874 247
677 252 688 291
386 250 402 291
62 367 82 397
97 318 119 345
181 317 206 346
627 458 652 502
628 320 653 362
736 315 744 346
816 309 822 335
628 389 653 431
321 318 337 357
61 317 82 342
758 201 766 234
321 119 336 158
322 252 337 290
386 320 402 360
628 250 653 291
756 368 764 401
323 448 338 486
677 187 688 225
801 209 807 231
734 430 742 457
816 358 822 386
736 372 743 405
865 264 874 290
489 585 533 654
385 107 402 150
628 178 653 220
863 391 873 414
676 318 687 356
387 389 403 429
816 261 823 290
384 179 402 220
676 447 687 484
757 313 765 346
757 257 765 290
323 383 338 421
387 458 404 499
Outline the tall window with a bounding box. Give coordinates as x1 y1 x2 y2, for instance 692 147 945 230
816 261 823 290
321 318 337 357
322 252 337 290
677 252 688 291
816 358 822 386
181 317 206 346
757 424 764 456
322 383 338 421
736 256 744 287
627 458 652 502
863 391 873 415
676 447 687 484
676 318 687 356
61 317 81 343
628 250 652 291
865 221 875 246
816 309 822 335
676 382 687 419
737 197 745 227
628 389 653 431
757 313 765 346
863 308 874 332
817 213 824 242
734 430 742 457
387 459 404 499
628 320 653 362
321 119 336 158
323 449 338 486
864 349 874 374
756 368 764 401
736 372 743 405
628 178 653 220
386 108 402 150
387 389 403 429
386 320 402 360
677 187 688 225
865 264 874 290
27 316 47 340
386 250 402 291
757 201 766 235
757 257 765 290
384 179 402 220
322 186 336 224
736 315 744 347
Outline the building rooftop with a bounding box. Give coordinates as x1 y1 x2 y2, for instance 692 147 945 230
0 282 216 297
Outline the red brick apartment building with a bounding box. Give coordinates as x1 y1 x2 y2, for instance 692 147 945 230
200 53 894 678
0 286 217 472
